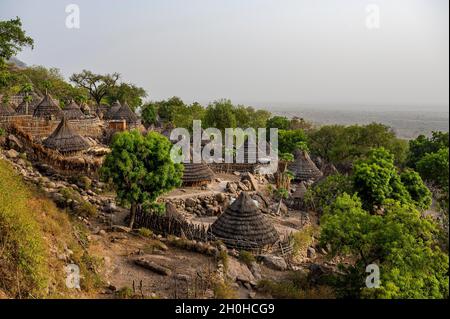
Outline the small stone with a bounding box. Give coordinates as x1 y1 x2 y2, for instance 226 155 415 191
5 149 19 159
307 247 316 258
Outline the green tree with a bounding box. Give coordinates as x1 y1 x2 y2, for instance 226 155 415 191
70 70 120 105
417 147 449 211
308 123 408 169
353 148 410 211
141 103 158 127
320 194 449 299
278 129 308 154
400 169 432 210
417 147 449 191
154 96 185 123
407 132 449 169
172 101 206 131
203 99 237 132
101 131 183 228
104 82 147 111
19 66 87 104
266 116 290 130
304 173 354 213
0 17 34 93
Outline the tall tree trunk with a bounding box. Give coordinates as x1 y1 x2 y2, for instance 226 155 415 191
129 202 137 229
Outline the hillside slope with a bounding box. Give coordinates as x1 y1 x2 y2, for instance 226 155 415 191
0 158 101 298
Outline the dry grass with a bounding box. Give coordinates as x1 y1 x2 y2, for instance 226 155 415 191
257 271 334 299
0 159 102 298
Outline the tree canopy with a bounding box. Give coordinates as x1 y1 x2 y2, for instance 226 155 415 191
0 17 34 94
70 70 120 105
101 131 183 228
320 194 448 299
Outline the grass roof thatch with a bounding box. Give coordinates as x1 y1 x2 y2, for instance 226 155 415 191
104 101 122 120
288 149 323 182
0 102 16 116
210 192 279 249
63 100 84 120
15 100 34 115
43 117 89 154
111 101 138 124
292 182 307 200
33 93 62 119
182 162 215 185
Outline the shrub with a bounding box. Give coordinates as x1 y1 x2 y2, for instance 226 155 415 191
292 226 317 257
239 250 256 266
116 287 134 299
138 227 153 238
213 281 238 299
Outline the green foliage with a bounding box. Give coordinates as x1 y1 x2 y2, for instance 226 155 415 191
138 227 153 238
274 187 289 200
417 147 449 192
320 194 449 299
0 160 47 297
353 148 411 211
0 17 34 61
257 272 334 299
156 96 185 123
400 169 432 210
407 132 449 169
266 116 290 130
292 225 317 257
239 250 256 266
104 82 147 111
70 70 120 105
203 99 237 132
0 17 34 93
308 123 408 168
17 66 88 103
141 103 158 127
172 101 206 131
304 173 354 213
101 130 183 227
278 129 308 154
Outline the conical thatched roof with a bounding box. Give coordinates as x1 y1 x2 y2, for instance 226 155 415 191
111 101 138 124
15 100 35 115
0 102 16 116
63 100 84 120
43 117 89 154
288 149 323 182
182 162 215 185
292 182 307 200
33 93 63 119
210 192 279 249
104 101 122 120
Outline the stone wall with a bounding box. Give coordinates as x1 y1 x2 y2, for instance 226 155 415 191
0 115 103 140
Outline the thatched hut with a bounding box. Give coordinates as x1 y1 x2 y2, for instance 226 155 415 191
95 104 110 119
104 101 122 120
63 100 85 120
33 93 63 119
43 117 89 155
0 102 16 117
291 182 308 209
15 100 35 115
209 192 279 250
182 162 215 186
111 101 138 125
288 149 323 182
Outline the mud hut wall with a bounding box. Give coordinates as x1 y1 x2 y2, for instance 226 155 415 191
1 116 102 140
5 124 102 178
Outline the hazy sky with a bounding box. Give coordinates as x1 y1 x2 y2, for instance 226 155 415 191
1 0 448 110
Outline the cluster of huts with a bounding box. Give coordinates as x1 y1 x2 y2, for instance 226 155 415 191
0 93 141 155
1 92 335 252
